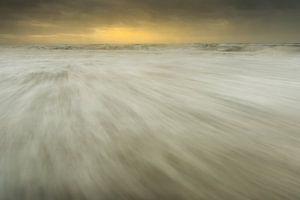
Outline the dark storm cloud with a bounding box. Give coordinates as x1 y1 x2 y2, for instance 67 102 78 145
1 0 300 17
0 0 300 42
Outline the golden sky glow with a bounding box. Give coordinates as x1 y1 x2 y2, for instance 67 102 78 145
1 26 185 44
92 27 165 43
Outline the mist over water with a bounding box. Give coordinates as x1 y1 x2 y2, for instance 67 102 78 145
0 44 300 199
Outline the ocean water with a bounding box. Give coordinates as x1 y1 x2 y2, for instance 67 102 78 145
0 44 300 199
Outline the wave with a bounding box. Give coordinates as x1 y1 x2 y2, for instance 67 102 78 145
5 43 300 53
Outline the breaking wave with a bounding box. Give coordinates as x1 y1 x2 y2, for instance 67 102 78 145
6 43 300 53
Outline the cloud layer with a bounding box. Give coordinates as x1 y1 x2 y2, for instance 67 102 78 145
1 0 300 43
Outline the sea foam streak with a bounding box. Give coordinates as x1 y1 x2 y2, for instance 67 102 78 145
0 44 300 199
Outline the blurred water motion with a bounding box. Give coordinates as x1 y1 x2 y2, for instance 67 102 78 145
0 44 300 199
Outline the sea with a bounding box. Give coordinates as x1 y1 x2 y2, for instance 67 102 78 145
0 43 300 199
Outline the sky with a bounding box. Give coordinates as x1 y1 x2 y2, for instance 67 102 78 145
0 0 300 44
